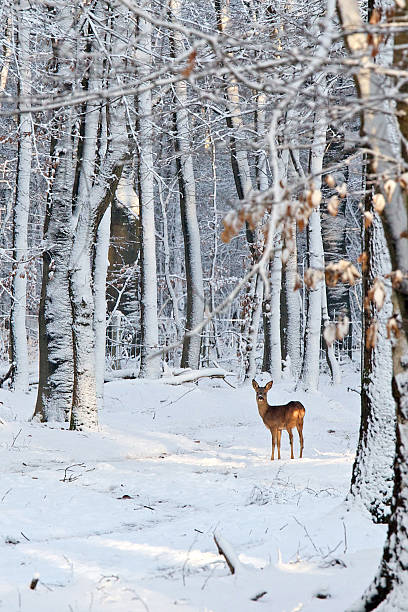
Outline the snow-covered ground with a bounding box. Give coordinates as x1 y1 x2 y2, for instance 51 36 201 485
0 371 387 611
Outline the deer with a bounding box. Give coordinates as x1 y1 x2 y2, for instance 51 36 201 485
252 379 305 460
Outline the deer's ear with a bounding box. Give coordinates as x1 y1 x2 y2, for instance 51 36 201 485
252 379 259 391
265 380 273 391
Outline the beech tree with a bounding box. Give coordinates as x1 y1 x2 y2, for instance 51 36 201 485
10 0 31 393
338 0 408 608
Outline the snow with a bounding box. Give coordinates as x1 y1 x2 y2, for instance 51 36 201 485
0 372 387 611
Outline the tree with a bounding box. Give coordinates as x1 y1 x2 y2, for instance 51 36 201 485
170 0 204 370
338 0 408 607
10 0 32 393
137 5 161 378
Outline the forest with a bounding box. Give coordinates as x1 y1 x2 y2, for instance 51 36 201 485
1 0 408 610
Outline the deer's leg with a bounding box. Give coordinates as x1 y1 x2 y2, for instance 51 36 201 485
271 429 277 461
297 422 304 458
287 428 294 459
277 429 282 460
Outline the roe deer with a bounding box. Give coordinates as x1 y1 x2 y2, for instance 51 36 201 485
252 379 305 460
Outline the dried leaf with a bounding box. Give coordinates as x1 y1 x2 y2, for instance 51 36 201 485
399 172 408 189
293 273 302 291
181 49 197 78
323 324 336 346
369 7 382 24
391 269 404 288
367 278 386 311
325 174 336 188
336 183 347 198
386 316 401 339
384 179 397 203
304 268 324 289
364 211 374 228
373 193 386 214
326 260 361 287
311 189 322 208
366 320 378 349
327 195 340 216
358 252 368 273
336 316 350 340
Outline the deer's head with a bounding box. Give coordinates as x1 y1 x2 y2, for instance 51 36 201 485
252 379 273 403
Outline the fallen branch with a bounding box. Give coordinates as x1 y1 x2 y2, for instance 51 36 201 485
213 529 243 575
161 368 235 386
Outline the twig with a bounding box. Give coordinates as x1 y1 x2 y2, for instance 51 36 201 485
213 530 242 575
182 536 198 586
251 591 267 601
1 488 11 502
11 428 22 449
343 519 348 554
293 516 320 554
161 387 196 408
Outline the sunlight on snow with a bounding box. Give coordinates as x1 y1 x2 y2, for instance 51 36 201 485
96 538 220 566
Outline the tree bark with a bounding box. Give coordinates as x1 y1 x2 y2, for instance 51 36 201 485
137 7 161 378
338 0 408 608
349 212 395 523
34 6 76 422
171 0 204 370
10 0 31 393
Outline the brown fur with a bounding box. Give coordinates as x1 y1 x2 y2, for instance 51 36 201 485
252 379 305 460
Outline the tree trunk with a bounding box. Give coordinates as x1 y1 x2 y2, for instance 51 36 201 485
349 212 395 523
262 244 282 379
34 6 76 422
281 221 301 378
171 0 204 370
137 8 160 378
10 0 31 393
245 274 263 380
301 82 340 389
338 1 408 608
94 205 111 412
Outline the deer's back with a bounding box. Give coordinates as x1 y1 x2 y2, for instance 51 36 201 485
263 401 305 430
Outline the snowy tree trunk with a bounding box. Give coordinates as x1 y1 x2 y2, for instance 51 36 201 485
34 7 76 422
158 179 183 343
94 205 111 413
171 0 204 370
321 286 342 385
137 9 160 378
349 213 395 523
301 83 340 389
281 221 301 378
245 274 263 381
263 243 282 380
10 0 31 393
338 1 408 608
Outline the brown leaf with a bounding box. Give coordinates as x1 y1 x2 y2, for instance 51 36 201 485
384 179 397 203
364 211 374 228
373 193 386 214
182 49 197 78
386 316 401 339
327 195 339 216
366 320 378 349
358 252 368 273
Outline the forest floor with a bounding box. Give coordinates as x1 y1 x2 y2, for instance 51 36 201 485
0 367 387 612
